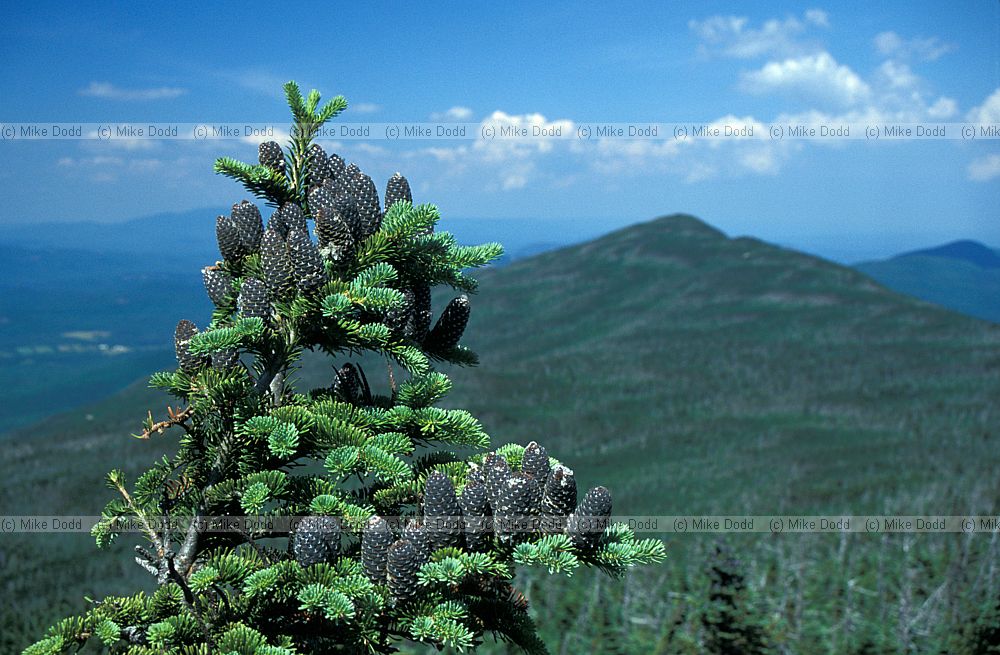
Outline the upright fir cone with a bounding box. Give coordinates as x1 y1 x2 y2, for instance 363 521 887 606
404 286 432 343
334 195 363 240
344 162 362 189
332 363 367 405
352 171 382 239
314 205 355 262
493 473 540 543
211 349 239 371
483 453 513 507
424 295 470 352
292 515 341 567
231 200 264 253
566 486 612 552
174 320 203 374
268 203 307 238
384 172 412 212
328 153 346 189
362 516 394 584
459 481 491 551
539 464 577 535
386 539 420 603
260 226 295 301
309 185 338 214
237 277 270 320
202 266 232 307
286 227 326 290
305 143 332 188
522 441 551 485
402 519 431 563
215 214 245 262
423 471 463 551
258 141 285 174
385 288 413 334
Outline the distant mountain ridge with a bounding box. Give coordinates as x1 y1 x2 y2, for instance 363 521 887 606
3 213 999 652
856 238 1000 323
896 239 1000 269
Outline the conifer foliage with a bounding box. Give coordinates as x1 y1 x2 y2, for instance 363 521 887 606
26 82 664 655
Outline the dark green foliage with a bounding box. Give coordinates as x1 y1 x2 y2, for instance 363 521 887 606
701 543 770 655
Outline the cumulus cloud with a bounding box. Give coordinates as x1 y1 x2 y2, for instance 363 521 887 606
689 11 825 58
927 97 957 119
740 52 870 106
430 106 474 121
873 31 954 61
351 102 381 114
967 88 1000 124
804 9 829 28
968 154 1000 181
79 81 187 101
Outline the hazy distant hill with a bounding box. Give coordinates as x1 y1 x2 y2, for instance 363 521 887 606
855 239 1000 323
0 212 590 432
3 215 999 652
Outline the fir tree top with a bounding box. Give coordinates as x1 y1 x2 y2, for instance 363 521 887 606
26 82 664 655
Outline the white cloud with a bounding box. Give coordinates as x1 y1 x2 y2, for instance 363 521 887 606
352 102 381 114
740 52 870 106
927 97 957 119
967 88 1000 124
79 81 186 101
804 9 829 28
873 31 954 61
876 60 919 90
689 11 824 58
968 154 1000 181
430 106 474 121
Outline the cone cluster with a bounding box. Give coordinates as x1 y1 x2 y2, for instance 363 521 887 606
414 441 610 553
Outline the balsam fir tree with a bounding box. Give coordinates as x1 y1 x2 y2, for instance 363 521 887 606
26 82 664 655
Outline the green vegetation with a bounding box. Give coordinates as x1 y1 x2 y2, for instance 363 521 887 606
6 210 998 652
15 83 662 655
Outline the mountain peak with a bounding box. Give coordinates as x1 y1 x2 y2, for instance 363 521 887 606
898 239 1000 269
643 213 728 239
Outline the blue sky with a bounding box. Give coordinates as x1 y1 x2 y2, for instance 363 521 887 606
1 1 998 262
